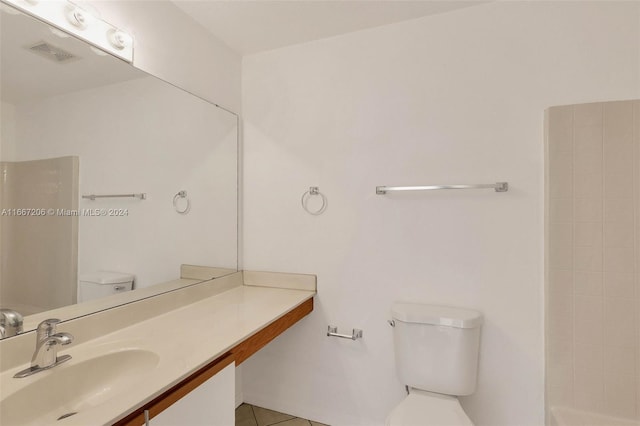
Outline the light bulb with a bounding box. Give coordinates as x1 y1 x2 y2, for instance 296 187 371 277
66 5 88 29
107 29 131 50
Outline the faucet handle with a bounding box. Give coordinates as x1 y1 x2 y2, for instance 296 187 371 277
36 318 61 339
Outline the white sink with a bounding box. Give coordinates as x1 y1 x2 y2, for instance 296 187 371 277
0 349 160 425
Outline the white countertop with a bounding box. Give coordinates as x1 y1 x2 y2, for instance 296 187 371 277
0 283 315 425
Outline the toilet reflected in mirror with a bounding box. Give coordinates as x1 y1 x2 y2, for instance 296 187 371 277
78 272 135 303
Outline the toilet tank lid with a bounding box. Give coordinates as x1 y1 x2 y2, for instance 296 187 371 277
79 271 135 285
391 303 483 328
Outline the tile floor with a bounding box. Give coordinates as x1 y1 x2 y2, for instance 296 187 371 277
236 403 329 426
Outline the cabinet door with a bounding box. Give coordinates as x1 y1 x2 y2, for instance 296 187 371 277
151 362 235 426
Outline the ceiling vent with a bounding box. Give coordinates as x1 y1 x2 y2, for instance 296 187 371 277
27 41 78 63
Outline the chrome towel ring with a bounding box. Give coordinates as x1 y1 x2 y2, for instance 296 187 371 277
301 186 327 215
173 190 191 214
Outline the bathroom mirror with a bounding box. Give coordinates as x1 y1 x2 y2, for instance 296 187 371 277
0 4 238 337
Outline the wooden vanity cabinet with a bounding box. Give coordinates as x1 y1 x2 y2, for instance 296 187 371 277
114 298 313 426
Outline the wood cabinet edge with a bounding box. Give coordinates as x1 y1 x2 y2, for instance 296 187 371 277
113 297 313 425
231 298 313 366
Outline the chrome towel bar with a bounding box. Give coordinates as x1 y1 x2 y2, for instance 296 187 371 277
82 193 146 200
376 182 508 195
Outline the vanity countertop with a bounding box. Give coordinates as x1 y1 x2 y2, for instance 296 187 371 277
0 274 315 426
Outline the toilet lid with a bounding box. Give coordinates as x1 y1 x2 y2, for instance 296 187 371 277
385 390 473 426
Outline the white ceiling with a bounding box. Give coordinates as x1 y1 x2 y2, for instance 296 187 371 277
171 1 486 55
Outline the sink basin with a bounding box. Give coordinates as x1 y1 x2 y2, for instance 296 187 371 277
0 349 160 425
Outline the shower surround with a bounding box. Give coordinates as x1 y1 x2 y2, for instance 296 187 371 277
0 156 78 314
545 100 640 424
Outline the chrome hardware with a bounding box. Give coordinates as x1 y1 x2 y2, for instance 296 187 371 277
82 193 146 200
0 309 23 338
388 319 395 327
327 325 363 340
376 182 509 194
144 410 150 426
301 186 327 215
14 319 74 378
173 190 191 214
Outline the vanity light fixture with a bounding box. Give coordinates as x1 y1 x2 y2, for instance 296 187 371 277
0 0 133 63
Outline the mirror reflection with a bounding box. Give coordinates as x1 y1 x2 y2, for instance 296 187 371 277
0 5 238 337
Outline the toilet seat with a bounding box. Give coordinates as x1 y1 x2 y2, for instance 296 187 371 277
385 389 473 426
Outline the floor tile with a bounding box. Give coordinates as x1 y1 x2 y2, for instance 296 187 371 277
235 403 257 426
272 418 311 426
252 405 295 426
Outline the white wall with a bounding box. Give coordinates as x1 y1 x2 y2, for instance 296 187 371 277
80 0 242 112
241 2 640 426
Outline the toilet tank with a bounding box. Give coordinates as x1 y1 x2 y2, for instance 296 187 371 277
391 303 483 396
78 271 135 302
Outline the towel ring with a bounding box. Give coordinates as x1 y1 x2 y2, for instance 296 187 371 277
301 186 327 215
173 190 191 214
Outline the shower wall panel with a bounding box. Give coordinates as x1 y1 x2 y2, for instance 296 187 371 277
0 156 78 314
545 100 640 420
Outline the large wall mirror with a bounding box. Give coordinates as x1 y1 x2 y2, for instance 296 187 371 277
0 3 238 338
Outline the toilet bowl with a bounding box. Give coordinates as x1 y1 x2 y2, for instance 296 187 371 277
386 389 472 426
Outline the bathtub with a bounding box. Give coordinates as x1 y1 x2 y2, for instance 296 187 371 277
550 407 639 426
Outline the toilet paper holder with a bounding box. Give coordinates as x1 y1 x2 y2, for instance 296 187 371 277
327 325 363 341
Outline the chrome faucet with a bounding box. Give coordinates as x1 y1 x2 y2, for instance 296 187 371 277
14 319 73 378
0 309 23 338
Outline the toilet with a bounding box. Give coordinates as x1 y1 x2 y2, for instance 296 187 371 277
386 302 483 426
78 271 135 302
